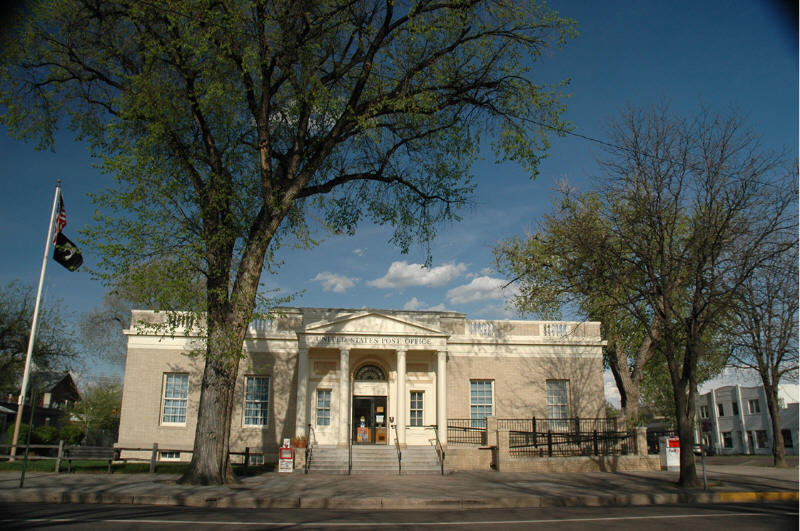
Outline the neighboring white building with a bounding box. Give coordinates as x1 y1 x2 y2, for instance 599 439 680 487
117 307 608 467
695 384 798 456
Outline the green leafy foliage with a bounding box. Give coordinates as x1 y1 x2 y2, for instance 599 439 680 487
1 0 575 484
59 423 85 445
0 282 77 393
67 380 122 434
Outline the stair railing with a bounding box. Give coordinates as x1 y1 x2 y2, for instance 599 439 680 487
304 423 315 474
348 417 353 475
427 424 445 475
391 424 402 475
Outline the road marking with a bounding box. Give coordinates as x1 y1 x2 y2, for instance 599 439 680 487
2 510 798 527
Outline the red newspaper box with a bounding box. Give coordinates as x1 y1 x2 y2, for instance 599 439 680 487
278 446 294 473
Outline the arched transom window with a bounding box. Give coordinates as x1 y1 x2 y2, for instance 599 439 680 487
354 364 386 381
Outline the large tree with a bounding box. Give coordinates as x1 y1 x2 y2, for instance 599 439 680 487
727 241 798 467
495 186 662 427
0 282 77 393
497 105 795 486
1 0 575 484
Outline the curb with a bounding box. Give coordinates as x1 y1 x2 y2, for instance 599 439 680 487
0 490 797 509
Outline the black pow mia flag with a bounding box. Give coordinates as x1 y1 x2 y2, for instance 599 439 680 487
53 231 83 271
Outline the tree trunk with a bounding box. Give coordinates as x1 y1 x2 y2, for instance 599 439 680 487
179 352 240 484
607 343 640 425
673 387 700 487
764 383 787 467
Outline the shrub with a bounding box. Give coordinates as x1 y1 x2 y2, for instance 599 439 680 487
33 425 59 444
59 423 85 445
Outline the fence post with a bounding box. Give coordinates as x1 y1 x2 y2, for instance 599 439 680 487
486 416 497 447
532 417 536 437
55 440 64 473
547 431 553 457
495 429 510 472
150 442 158 473
243 447 250 476
634 427 648 456
593 430 599 456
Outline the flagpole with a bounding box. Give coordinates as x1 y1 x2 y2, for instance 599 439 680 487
10 180 62 459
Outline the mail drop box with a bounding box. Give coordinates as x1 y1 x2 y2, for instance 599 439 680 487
659 436 680 471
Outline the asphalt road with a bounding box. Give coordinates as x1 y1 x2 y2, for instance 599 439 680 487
0 502 796 530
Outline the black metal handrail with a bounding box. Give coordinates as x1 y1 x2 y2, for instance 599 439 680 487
304 423 315 474
391 424 402 474
348 418 353 475
427 425 445 475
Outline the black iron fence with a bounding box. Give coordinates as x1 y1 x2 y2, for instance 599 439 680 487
498 417 618 434
509 428 634 457
448 417 635 457
447 419 486 446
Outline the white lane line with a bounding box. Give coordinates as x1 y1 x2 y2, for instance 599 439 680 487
1 511 797 527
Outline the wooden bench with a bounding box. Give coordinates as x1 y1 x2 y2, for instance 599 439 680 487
64 446 120 473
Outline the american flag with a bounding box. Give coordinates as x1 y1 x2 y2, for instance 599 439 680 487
53 192 66 243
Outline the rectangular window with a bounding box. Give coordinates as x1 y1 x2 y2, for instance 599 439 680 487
700 405 709 418
160 451 180 461
316 389 331 426
410 391 424 427
748 399 760 414
162 373 188 424
248 453 264 466
717 403 725 417
732 402 739 416
244 376 270 426
782 429 793 448
722 432 733 448
755 430 768 449
546 380 570 420
470 380 493 428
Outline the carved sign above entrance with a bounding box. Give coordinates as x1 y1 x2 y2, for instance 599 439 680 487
313 335 433 347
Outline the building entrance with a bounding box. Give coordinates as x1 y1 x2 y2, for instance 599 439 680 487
352 396 388 444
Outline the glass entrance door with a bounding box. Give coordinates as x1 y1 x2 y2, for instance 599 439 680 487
352 396 387 444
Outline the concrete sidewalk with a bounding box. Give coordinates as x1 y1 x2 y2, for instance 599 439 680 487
0 464 797 510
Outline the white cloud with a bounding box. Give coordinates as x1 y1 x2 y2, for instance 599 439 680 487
403 297 424 311
403 297 448 312
353 248 366 257
367 261 467 289
446 276 507 304
310 272 358 293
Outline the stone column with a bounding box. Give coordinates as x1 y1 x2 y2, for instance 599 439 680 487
338 349 350 446
294 347 309 436
634 426 648 456
436 350 448 445
396 349 407 446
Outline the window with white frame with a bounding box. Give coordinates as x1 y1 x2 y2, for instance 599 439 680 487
732 402 739 416
316 389 331 426
717 403 725 416
700 405 709 418
410 391 424 427
244 376 270 427
161 373 189 424
160 451 180 461
470 380 493 428
546 380 570 420
748 399 760 414
755 430 768 448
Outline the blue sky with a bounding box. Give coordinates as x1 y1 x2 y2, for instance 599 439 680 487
1 1 797 386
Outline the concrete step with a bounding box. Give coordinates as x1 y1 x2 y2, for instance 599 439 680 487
307 444 441 475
